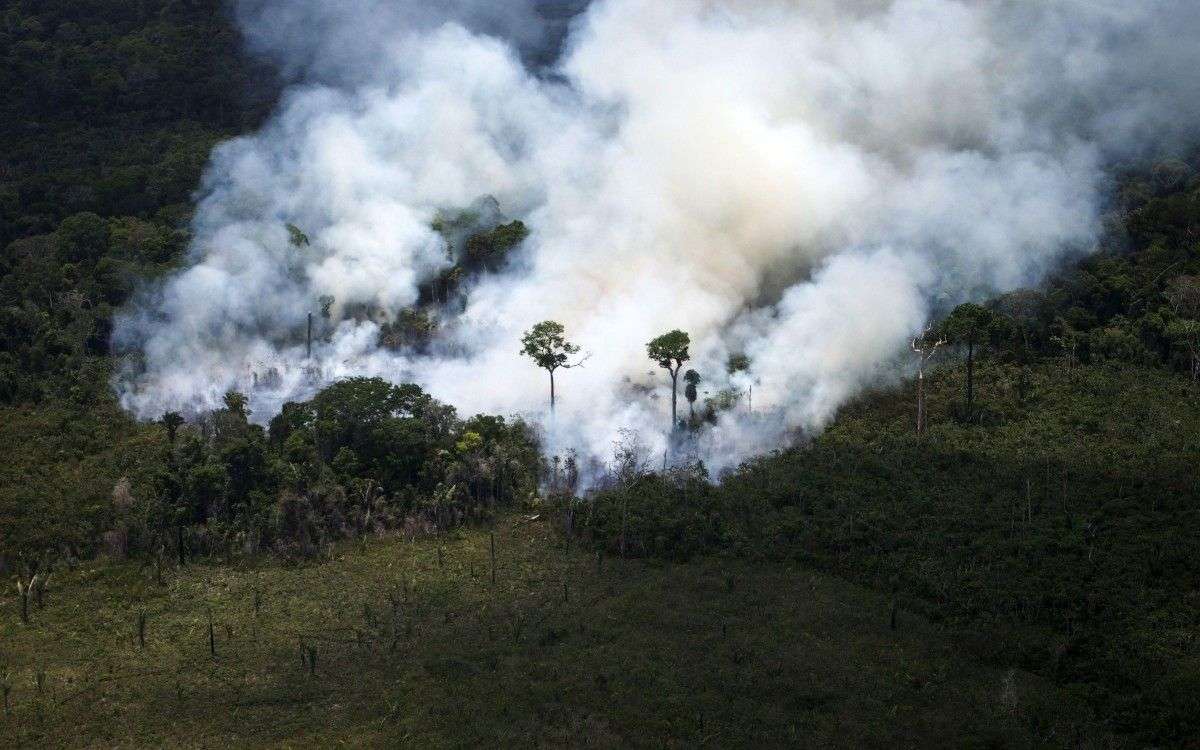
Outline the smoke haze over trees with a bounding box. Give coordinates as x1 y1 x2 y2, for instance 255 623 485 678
105 0 1200 471
4 3 1200 745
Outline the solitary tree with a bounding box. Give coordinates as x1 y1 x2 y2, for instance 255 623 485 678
942 303 993 419
683 369 701 422
647 330 691 430
911 327 946 435
520 321 585 411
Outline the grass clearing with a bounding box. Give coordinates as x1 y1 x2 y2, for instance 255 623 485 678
1 515 1107 748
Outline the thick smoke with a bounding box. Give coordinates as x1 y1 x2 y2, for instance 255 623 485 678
114 0 1200 471
232 0 583 84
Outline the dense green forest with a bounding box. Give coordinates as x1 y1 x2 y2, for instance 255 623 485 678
2 1 1200 746
0 0 277 403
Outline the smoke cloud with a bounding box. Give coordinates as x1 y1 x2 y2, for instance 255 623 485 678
114 0 1200 472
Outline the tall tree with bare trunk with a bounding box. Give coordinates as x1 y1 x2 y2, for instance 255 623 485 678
520 321 587 412
942 303 993 420
647 330 691 431
911 327 946 435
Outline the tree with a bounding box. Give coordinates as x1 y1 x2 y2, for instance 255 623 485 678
56 212 109 264
221 438 267 520
464 220 529 271
942 303 993 419
992 290 1047 355
993 290 1048 402
647 330 691 431
520 321 586 411
683 369 701 422
911 327 946 435
286 223 310 248
213 391 252 447
1164 275 1200 382
1050 317 1081 371
307 378 437 472
161 411 184 445
184 462 225 525
223 391 249 420
726 353 753 412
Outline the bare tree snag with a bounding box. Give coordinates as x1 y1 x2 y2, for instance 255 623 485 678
911 326 947 435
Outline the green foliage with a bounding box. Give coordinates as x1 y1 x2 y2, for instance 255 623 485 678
0 0 273 405
942 302 996 418
0 213 188 404
587 465 718 559
430 205 482 237
2 378 539 565
378 307 435 352
703 387 741 417
160 410 183 443
683 369 701 409
55 211 109 264
0 518 1106 747
0 0 275 247
418 198 527 309
520 320 580 373
286 223 310 248
463 219 528 270
726 353 751 374
1007 156 1200 377
648 329 691 429
521 320 584 409
646 329 690 373
582 361 1200 744
942 302 995 344
0 400 160 562
0 9 1198 744
455 430 484 455
222 390 248 419
1163 274 1200 379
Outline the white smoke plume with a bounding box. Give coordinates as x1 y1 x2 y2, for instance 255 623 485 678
114 0 1200 471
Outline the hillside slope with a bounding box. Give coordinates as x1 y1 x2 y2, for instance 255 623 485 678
587 360 1200 743
0 516 1109 748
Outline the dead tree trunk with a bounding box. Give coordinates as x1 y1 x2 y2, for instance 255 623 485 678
912 328 946 435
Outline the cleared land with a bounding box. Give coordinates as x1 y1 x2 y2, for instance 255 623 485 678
0 514 1107 748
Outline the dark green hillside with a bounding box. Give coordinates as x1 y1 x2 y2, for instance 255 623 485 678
0 0 277 406
0 0 277 245
0 516 1113 748
570 151 1200 744
0 401 155 568
586 361 1200 743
